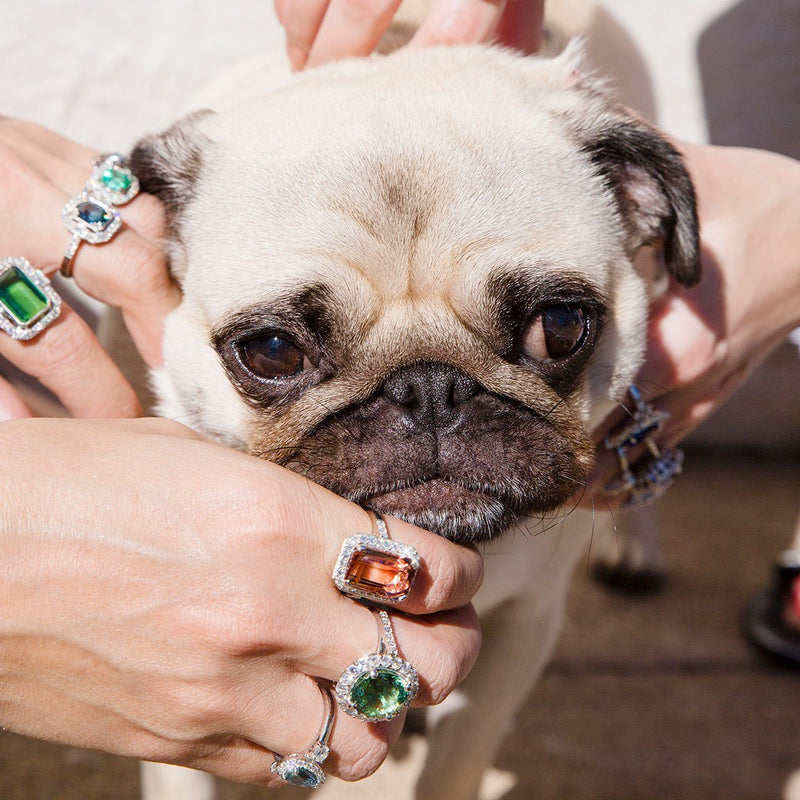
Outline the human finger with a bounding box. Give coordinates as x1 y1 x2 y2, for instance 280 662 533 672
0 373 32 419
276 0 333 70
410 0 507 49
0 144 178 369
0 300 141 418
305 0 404 68
329 512 484 615
494 0 545 53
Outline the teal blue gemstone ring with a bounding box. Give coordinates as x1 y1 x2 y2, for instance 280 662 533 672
271 681 335 789
60 154 139 278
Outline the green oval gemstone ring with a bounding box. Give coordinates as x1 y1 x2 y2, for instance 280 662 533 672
334 605 419 722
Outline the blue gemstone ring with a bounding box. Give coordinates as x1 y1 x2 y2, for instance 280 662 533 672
604 384 684 508
271 681 335 789
60 154 139 278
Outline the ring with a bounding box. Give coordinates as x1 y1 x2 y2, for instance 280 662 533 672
60 154 139 278
271 681 335 789
604 384 684 507
334 605 419 722
86 153 140 206
0 256 61 340
333 512 420 603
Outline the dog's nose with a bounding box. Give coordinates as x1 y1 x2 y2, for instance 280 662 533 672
382 362 479 430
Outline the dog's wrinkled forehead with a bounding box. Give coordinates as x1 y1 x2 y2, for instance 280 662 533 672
176 47 626 321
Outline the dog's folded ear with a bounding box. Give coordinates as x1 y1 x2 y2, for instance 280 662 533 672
128 110 214 228
546 43 701 286
580 121 701 286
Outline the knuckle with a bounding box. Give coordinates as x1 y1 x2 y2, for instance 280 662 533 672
115 235 171 300
152 678 233 736
338 0 396 23
336 733 391 781
36 315 96 372
424 545 483 609
419 608 481 706
129 192 168 240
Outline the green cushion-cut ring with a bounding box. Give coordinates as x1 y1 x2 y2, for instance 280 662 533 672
0 256 62 340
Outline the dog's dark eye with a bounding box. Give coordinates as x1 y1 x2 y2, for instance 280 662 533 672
237 334 307 379
522 305 587 361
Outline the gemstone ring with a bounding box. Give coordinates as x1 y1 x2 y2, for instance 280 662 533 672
604 384 684 507
0 256 61 340
271 681 335 789
333 513 420 721
60 154 139 278
334 605 419 722
333 513 420 604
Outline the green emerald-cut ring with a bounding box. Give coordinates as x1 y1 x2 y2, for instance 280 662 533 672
271 681 335 789
0 257 62 340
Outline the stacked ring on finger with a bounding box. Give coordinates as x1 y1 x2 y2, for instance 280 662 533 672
604 384 684 507
271 681 335 789
0 256 62 340
60 153 140 278
332 512 420 721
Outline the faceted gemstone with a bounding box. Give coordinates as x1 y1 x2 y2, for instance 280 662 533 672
343 548 414 601
100 166 132 193
0 266 50 325
77 201 111 227
283 765 320 788
350 669 410 719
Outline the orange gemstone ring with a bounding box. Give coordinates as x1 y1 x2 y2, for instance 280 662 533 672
333 513 420 604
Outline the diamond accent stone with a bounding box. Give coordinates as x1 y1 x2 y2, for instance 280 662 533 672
0 257 61 340
333 534 420 603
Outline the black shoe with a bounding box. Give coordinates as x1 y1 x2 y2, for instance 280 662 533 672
743 550 800 666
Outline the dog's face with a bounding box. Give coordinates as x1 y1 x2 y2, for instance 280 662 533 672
131 45 699 545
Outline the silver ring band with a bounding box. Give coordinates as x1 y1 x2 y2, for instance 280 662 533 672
271 681 335 789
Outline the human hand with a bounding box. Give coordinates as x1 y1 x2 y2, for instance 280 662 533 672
0 417 482 785
275 0 545 71
590 143 800 504
0 118 180 419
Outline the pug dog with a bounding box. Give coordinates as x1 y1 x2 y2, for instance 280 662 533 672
129 37 699 800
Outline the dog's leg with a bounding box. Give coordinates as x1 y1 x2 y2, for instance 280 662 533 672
591 507 666 591
140 762 216 800
415 515 592 800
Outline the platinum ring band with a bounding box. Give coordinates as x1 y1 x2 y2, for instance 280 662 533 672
271 681 335 789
